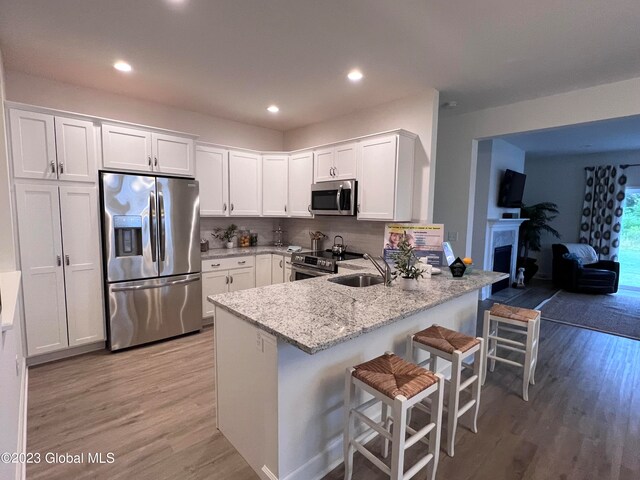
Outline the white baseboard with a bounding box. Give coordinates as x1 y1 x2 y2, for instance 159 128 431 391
261 465 278 480
26 341 105 366
16 360 27 480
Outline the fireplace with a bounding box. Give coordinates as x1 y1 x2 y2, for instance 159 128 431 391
492 245 512 294
482 219 526 300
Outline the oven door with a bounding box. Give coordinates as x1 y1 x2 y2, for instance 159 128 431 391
291 264 330 281
310 180 356 216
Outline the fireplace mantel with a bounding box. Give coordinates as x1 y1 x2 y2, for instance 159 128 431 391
481 219 525 299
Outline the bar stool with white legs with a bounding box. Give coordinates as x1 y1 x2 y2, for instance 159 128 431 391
343 352 444 480
482 303 541 401
407 325 484 457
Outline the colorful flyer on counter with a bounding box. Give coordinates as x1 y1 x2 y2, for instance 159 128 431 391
383 224 445 266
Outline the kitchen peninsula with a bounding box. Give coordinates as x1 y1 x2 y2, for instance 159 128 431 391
209 262 506 480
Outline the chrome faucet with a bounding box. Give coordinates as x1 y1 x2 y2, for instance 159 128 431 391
363 253 396 286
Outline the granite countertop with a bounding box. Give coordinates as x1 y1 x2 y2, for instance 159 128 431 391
209 262 508 354
201 246 293 260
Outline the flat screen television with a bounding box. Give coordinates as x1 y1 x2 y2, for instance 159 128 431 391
497 169 526 208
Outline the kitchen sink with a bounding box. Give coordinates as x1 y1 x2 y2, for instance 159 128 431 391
328 274 385 288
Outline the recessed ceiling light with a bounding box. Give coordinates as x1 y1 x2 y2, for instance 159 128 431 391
441 101 458 109
347 69 363 82
267 105 280 114
113 61 132 73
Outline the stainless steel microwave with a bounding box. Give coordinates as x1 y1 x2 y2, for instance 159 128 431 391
310 180 357 216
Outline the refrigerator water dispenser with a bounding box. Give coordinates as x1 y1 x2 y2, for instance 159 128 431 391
114 215 143 257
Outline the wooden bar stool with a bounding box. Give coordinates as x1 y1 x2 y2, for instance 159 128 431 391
343 352 444 480
482 303 541 401
407 325 484 457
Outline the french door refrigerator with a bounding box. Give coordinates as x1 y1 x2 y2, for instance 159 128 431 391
100 172 202 351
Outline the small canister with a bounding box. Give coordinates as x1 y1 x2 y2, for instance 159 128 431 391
250 233 258 246
200 239 209 252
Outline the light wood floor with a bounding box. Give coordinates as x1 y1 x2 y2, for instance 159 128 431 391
28 320 640 480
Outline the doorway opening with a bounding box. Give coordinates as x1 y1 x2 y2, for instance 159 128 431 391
619 187 640 290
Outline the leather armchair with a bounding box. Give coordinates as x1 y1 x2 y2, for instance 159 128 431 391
551 244 619 294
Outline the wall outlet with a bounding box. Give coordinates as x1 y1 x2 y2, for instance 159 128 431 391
447 231 458 242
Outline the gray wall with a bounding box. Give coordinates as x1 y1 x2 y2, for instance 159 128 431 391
0 48 26 480
523 150 640 277
471 139 525 270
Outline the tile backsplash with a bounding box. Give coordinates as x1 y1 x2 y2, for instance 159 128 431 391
283 217 385 255
200 216 386 254
200 217 278 248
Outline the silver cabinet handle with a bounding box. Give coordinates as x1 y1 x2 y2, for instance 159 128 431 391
284 205 287 213
154 156 158 167
308 205 311 213
223 203 227 212
279 259 283 268
230 275 233 284
148 156 152 167
56 255 61 266
50 161 56 174
329 167 334 176
225 276 229 284
211 263 221 268
230 203 234 212
65 255 70 266
357 203 361 214
238 260 246 265
59 162 64 174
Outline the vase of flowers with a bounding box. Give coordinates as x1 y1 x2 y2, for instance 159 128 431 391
392 235 425 291
212 224 238 248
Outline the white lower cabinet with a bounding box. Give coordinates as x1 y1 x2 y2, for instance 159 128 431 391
15 183 105 356
201 255 256 319
271 255 285 284
255 254 272 287
229 267 255 292
202 270 229 318
284 257 292 283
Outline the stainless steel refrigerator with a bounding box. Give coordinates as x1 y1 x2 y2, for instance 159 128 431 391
100 172 202 351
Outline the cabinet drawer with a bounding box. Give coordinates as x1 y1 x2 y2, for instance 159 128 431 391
201 255 255 272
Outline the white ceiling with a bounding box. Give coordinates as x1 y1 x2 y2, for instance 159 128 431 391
1 0 640 131
498 114 640 157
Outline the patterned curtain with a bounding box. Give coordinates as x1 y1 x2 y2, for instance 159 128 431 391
579 165 627 260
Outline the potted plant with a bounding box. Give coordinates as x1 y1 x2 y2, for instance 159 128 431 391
518 202 561 282
212 224 238 249
392 235 425 291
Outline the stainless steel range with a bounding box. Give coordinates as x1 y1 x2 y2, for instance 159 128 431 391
291 250 364 281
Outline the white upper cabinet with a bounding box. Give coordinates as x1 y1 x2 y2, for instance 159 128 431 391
314 146 334 182
10 110 57 180
102 124 194 176
262 155 288 216
229 150 261 216
55 117 98 183
59 185 105 346
196 145 229 216
10 110 98 183
152 132 194 177
314 142 357 182
357 133 415 221
102 124 153 172
15 183 69 355
288 151 313 217
333 142 357 180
